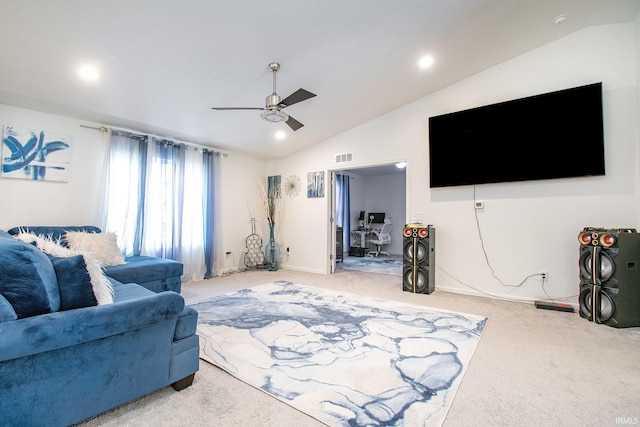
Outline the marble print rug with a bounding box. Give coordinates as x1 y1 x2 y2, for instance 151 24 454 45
193 281 488 427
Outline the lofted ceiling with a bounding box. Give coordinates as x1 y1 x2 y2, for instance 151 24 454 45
0 0 638 160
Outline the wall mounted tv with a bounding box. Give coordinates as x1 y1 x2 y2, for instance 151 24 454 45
428 82 605 188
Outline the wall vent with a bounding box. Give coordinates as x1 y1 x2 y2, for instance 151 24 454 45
335 153 353 163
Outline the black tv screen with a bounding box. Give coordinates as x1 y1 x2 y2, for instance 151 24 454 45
428 82 605 188
368 212 385 224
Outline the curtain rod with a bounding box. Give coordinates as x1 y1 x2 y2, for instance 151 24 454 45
80 124 229 157
80 124 109 132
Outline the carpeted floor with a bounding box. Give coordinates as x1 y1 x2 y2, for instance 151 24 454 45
193 281 487 427
77 269 640 427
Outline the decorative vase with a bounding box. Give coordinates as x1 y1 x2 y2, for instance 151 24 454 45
265 222 280 271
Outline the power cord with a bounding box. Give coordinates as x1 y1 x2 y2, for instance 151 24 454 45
437 265 537 302
472 185 544 289
471 186 578 304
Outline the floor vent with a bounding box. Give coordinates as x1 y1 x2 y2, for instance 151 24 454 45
335 153 353 164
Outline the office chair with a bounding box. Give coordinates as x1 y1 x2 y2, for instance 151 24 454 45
368 222 392 257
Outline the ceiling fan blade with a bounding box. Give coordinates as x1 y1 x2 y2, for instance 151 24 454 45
285 115 304 131
279 89 316 108
211 107 264 111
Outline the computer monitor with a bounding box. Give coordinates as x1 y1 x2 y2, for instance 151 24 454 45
368 212 385 224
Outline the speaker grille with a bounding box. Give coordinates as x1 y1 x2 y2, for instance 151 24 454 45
402 225 435 294
578 227 640 328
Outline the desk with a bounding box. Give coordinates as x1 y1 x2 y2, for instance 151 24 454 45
351 230 369 248
351 228 382 248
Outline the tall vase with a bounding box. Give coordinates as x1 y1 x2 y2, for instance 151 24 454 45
265 222 280 271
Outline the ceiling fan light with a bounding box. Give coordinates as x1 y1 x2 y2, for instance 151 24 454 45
260 109 289 123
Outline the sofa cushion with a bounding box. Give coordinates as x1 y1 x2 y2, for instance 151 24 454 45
47 254 98 310
64 231 126 266
105 256 183 286
110 278 155 302
0 240 58 318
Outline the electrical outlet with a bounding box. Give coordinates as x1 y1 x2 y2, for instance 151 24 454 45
474 200 484 209
286 247 290 252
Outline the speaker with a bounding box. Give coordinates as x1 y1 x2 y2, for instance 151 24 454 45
577 227 640 328
402 225 435 294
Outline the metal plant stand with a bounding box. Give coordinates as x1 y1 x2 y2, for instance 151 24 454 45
243 218 265 270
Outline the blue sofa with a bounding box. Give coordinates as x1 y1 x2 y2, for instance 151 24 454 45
0 229 199 426
6 226 184 293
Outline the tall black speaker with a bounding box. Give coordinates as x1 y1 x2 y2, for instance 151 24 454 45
578 227 640 328
402 225 435 294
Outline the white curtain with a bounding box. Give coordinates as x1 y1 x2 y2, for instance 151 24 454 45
104 132 218 282
104 131 147 257
142 139 206 281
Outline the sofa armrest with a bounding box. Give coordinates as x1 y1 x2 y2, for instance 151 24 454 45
0 290 185 363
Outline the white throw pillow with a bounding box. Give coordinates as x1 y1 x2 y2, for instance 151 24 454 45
14 233 114 305
64 231 126 267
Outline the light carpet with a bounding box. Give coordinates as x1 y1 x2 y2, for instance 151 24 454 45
193 281 488 427
340 255 402 276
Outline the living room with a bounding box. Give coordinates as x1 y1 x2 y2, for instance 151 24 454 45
1 2 639 426
2 16 638 305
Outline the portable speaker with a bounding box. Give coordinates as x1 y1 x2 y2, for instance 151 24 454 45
402 225 435 294
577 227 640 328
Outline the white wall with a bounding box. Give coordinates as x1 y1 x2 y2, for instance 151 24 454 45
276 23 639 305
217 152 270 273
363 172 405 255
0 106 108 229
636 11 640 228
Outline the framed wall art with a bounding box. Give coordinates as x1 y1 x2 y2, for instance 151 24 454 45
267 175 281 198
307 171 325 198
2 125 72 182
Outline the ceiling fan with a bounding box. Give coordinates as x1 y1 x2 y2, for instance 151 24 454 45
211 62 316 131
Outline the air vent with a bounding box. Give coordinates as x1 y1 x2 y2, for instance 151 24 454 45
335 153 353 163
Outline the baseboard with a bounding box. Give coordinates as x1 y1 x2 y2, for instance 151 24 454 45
279 264 326 275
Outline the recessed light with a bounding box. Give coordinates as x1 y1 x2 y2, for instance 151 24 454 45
78 65 99 81
419 55 434 69
553 13 568 25
275 130 286 140
395 161 407 169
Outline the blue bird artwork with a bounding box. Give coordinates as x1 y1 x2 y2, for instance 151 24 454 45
2 126 71 181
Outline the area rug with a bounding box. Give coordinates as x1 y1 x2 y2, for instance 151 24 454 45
193 281 488 427
340 255 403 276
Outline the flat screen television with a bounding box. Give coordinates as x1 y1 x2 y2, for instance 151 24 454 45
368 212 385 224
428 82 605 188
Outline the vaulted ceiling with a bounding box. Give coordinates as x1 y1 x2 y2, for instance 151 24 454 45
1 0 638 159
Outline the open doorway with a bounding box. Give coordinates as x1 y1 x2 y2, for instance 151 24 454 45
329 163 406 275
